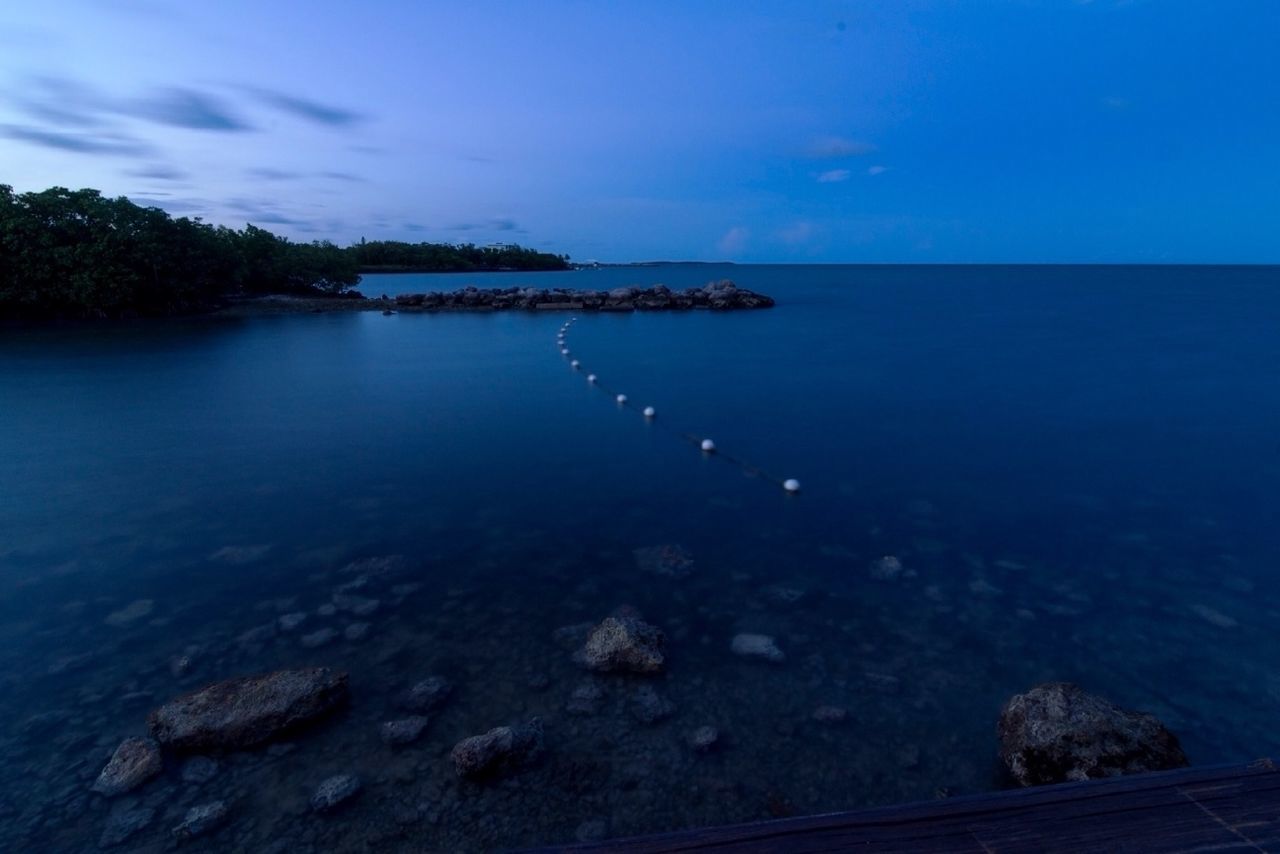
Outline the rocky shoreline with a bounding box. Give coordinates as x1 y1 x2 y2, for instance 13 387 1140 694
213 279 774 318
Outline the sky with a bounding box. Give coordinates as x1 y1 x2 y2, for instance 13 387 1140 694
1 0 1277 264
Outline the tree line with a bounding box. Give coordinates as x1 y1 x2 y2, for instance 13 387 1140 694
0 185 570 320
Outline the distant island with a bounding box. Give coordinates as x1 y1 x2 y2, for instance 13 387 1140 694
0 185 571 321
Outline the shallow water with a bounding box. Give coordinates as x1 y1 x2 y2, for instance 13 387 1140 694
2 264 1279 850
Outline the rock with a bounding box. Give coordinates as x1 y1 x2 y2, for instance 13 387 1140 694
576 615 666 674
311 774 362 812
630 685 676 724
180 756 219 784
997 682 1189 787
567 681 605 715
869 555 910 581
343 622 370 642
148 668 349 752
575 819 608 843
381 717 430 746
450 719 544 778
730 633 785 663
332 593 380 617
812 705 848 724
100 806 155 847
689 726 719 752
278 612 308 632
632 545 694 579
92 737 162 796
172 800 228 840
399 676 453 713
300 627 337 649
104 599 154 627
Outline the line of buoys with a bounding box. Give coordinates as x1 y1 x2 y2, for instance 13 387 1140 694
555 319 801 495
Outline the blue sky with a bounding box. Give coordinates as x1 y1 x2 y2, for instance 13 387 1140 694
1 0 1276 263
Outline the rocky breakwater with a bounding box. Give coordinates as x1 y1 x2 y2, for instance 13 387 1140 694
391 279 774 312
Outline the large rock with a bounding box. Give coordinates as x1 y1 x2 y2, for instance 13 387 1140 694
997 682 1189 786
576 615 666 674
172 801 228 840
450 718 543 778
148 668 349 752
92 736 162 796
311 774 362 812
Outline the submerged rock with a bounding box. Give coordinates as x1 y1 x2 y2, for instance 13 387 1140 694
92 737 162 796
567 681 605 716
631 685 676 724
104 599 154 627
300 627 337 649
450 719 544 778
311 774 362 812
633 544 695 579
730 633 785 663
399 676 453 713
576 615 666 674
180 756 219 784
997 682 1189 787
100 806 155 848
381 716 430 746
812 705 849 724
689 725 719 753
172 800 228 840
148 667 349 752
869 555 911 581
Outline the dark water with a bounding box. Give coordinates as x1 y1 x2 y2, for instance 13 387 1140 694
2 264 1279 850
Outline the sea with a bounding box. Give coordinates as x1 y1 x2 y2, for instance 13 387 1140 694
1 264 1278 850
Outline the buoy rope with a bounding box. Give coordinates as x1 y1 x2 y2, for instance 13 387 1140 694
555 319 800 494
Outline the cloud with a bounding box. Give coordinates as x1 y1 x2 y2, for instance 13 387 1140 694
0 124 151 156
128 195 210 213
319 171 365 182
1101 95 1130 110
806 135 875 158
447 218 521 232
867 165 888 176
817 169 851 183
126 164 188 181
247 167 302 181
9 76 251 132
127 88 251 130
241 87 363 127
717 226 749 255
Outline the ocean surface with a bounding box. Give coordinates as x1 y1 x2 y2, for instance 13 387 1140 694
2 264 1279 850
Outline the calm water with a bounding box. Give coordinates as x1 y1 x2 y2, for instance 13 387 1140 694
2 264 1279 850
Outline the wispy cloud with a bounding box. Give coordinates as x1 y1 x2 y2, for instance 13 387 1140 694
806 135 876 159
867 165 889 176
777 222 815 245
126 164 189 181
0 124 151 156
717 226 749 255
240 86 363 127
247 167 303 181
447 218 522 233
817 169 851 183
319 171 365 182
127 88 251 130
8 76 251 132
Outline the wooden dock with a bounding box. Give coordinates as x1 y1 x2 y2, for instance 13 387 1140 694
535 760 1280 853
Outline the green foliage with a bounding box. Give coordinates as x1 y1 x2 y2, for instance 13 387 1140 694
353 240 570 273
0 186 362 319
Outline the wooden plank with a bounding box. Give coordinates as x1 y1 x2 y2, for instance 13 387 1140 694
527 760 1280 853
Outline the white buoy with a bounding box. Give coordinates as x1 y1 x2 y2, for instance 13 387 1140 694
701 439 716 453
616 393 628 404
643 406 656 418
570 359 580 368
783 478 801 493
587 374 597 383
